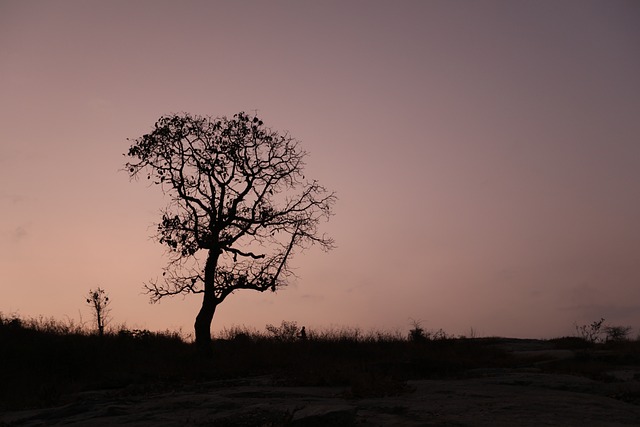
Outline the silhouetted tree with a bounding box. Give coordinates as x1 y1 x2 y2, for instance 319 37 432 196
86 287 110 337
604 325 632 342
125 112 336 354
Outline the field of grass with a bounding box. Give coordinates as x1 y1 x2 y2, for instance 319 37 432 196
2 314 639 411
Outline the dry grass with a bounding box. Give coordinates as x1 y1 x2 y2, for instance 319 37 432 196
3 313 639 411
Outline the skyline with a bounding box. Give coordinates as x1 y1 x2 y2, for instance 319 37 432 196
1 0 639 339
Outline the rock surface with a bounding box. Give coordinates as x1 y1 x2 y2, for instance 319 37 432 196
2 370 640 426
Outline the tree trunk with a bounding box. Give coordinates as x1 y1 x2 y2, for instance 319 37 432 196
194 248 220 356
195 299 216 356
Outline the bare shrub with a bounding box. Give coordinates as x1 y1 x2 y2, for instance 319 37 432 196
408 319 452 342
432 328 453 340
265 320 300 342
604 325 632 342
575 318 605 343
86 287 111 337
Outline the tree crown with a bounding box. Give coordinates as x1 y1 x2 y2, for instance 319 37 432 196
125 112 335 302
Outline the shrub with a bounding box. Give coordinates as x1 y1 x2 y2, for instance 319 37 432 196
575 318 605 343
265 320 300 342
408 319 427 342
604 325 632 342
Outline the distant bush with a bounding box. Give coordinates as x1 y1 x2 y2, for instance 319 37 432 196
408 319 453 342
408 319 426 342
0 313 23 329
574 318 634 344
265 320 300 342
604 325 632 342
575 318 605 343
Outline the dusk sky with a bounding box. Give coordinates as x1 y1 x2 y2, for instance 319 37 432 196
1 0 639 339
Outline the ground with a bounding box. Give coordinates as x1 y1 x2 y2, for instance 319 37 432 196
3 340 640 426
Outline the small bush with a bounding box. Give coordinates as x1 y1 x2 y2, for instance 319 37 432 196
265 320 301 342
605 325 632 342
408 319 427 342
575 318 605 343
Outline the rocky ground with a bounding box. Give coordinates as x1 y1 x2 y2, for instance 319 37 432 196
3 341 640 426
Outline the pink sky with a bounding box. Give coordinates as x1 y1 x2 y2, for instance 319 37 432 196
1 0 639 339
